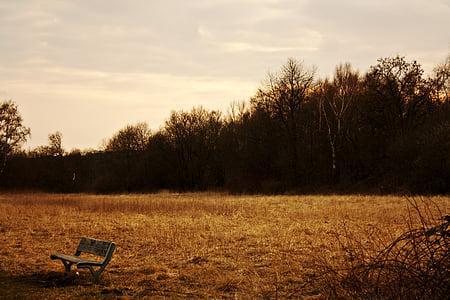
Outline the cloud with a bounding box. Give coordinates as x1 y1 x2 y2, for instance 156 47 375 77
0 0 448 149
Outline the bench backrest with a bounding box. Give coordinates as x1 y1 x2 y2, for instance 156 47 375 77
76 237 115 259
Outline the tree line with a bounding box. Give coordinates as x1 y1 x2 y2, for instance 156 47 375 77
1 55 449 194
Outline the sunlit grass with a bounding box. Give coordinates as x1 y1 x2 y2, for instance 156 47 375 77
0 193 448 298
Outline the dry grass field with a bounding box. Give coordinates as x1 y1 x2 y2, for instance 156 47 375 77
0 193 448 299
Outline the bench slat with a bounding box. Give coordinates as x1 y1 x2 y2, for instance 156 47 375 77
50 253 84 264
77 237 113 257
50 253 102 266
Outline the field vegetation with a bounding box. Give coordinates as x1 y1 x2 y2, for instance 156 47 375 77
0 193 448 298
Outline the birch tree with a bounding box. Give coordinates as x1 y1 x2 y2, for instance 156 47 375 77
319 63 360 182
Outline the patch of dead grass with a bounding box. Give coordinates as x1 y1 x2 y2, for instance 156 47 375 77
0 193 448 298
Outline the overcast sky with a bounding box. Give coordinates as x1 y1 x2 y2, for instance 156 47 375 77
0 0 449 150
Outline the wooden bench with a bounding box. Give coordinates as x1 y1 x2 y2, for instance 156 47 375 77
50 237 116 283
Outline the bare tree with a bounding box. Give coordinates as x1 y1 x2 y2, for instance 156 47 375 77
103 122 151 192
365 56 431 135
48 131 64 156
0 100 30 174
252 58 316 183
319 63 361 182
30 131 65 157
105 122 151 152
430 54 450 104
164 107 222 189
227 100 249 125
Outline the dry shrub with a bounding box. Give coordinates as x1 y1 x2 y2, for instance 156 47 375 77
311 197 449 299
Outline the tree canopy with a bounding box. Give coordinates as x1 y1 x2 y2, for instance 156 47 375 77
1 55 449 194
0 100 30 174
105 122 151 152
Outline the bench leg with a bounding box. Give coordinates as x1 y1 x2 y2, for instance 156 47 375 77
61 261 73 273
87 266 104 283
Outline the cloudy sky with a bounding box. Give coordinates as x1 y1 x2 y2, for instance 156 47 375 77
0 0 449 150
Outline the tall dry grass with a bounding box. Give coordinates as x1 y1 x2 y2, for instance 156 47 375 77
309 197 449 299
0 193 448 298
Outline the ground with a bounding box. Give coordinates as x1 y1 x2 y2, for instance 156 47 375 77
0 193 448 299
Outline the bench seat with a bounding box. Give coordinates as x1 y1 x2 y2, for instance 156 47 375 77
50 253 103 266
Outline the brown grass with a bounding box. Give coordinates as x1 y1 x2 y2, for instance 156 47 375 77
0 193 448 299
309 197 449 299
